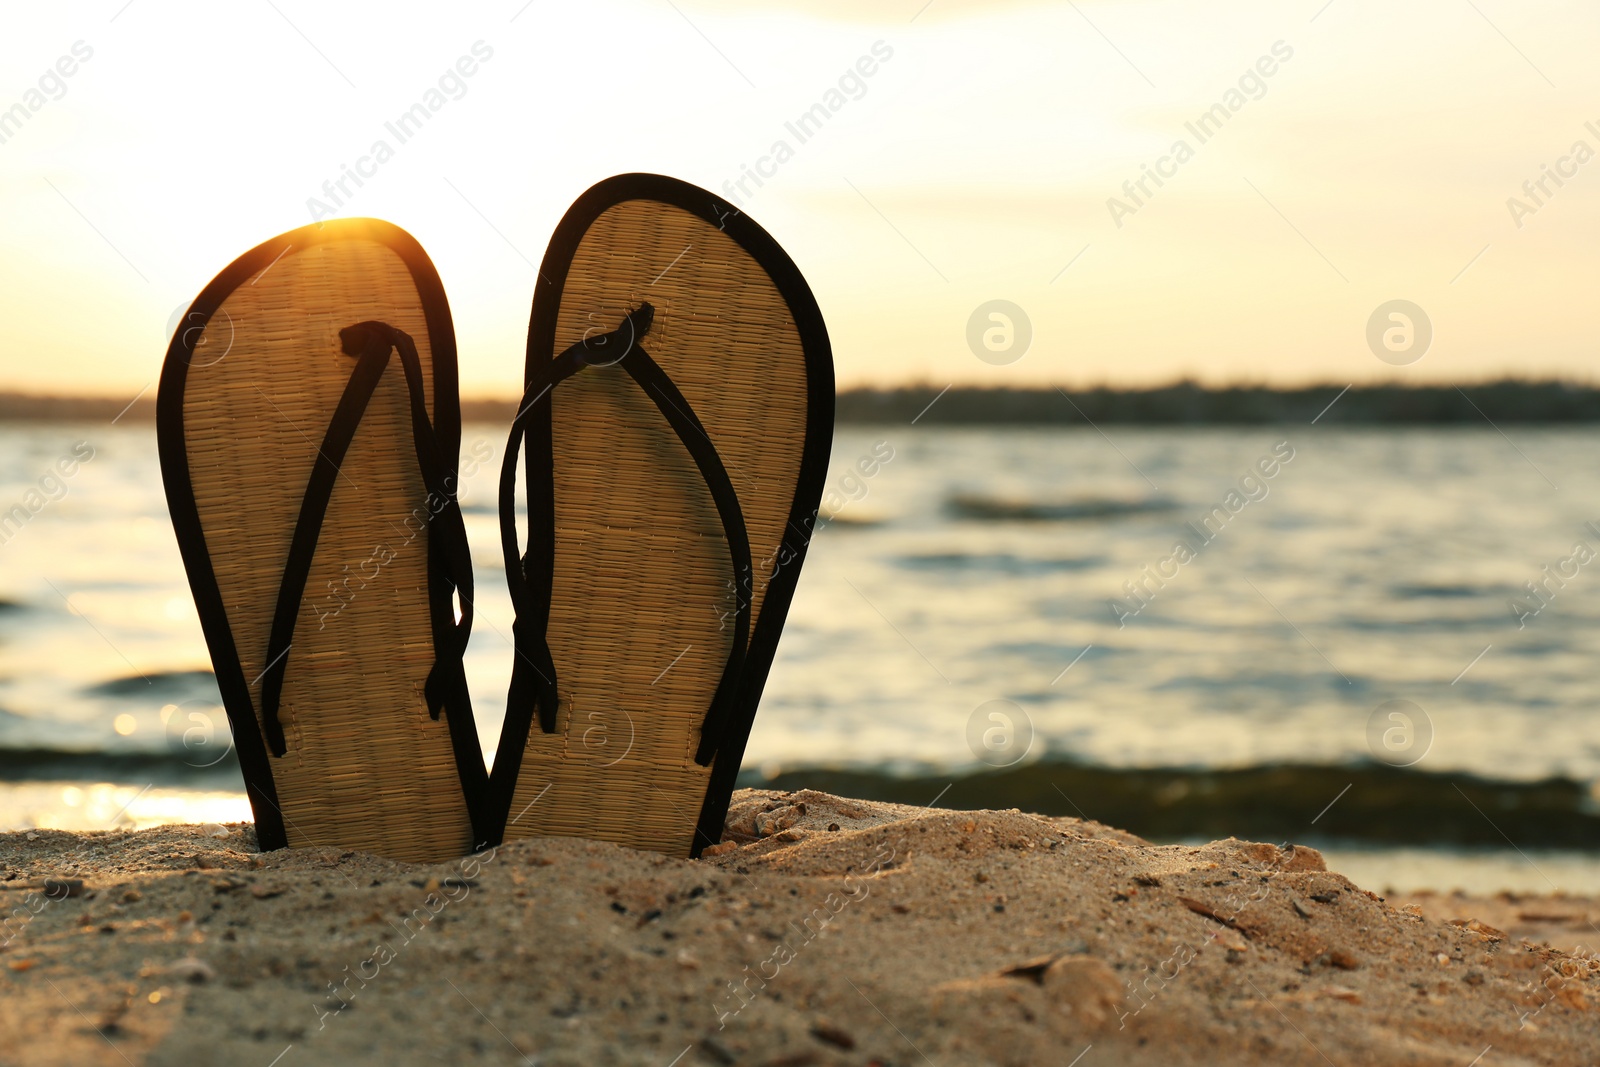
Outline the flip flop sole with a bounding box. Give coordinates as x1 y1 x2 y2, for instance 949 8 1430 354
496 175 833 856
158 219 481 862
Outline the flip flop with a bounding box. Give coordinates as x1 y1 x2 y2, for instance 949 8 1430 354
490 174 834 857
158 219 490 862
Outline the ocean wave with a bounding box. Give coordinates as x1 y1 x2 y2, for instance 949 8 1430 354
81 669 218 699
894 552 1104 574
1335 615 1513 634
946 493 1178 522
1390 583 1489 599
740 760 1600 849
0 746 240 786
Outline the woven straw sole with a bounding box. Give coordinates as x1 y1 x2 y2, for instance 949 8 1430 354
500 196 812 857
168 222 475 863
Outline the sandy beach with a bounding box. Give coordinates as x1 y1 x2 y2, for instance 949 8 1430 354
1 789 1596 1067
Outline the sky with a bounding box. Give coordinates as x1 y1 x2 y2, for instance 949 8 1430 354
1 0 1597 395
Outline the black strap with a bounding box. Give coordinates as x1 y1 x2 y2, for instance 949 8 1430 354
258 323 476 762
497 303 753 776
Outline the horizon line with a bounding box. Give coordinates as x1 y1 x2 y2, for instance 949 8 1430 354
8 374 1600 408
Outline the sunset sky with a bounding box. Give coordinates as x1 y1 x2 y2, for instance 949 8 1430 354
1 0 1596 395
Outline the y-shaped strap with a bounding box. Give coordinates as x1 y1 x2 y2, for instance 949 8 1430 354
497 303 753 780
257 323 476 762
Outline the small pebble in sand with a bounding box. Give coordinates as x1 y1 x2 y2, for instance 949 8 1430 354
754 805 802 836
1211 930 1248 953
810 1024 856 1050
1457 918 1506 941
166 957 215 983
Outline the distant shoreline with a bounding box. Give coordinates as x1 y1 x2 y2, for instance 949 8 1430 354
10 379 1600 424
834 380 1600 425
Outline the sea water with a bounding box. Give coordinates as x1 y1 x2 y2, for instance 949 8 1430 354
3 420 1598 893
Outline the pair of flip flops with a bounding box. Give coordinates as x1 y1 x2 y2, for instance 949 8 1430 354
158 174 833 864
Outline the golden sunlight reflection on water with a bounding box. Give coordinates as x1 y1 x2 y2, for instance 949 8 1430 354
0 782 250 832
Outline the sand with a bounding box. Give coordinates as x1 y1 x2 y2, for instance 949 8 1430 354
0 788 1596 1066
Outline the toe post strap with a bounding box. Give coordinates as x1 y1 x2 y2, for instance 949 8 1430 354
497 305 753 774
258 322 476 758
